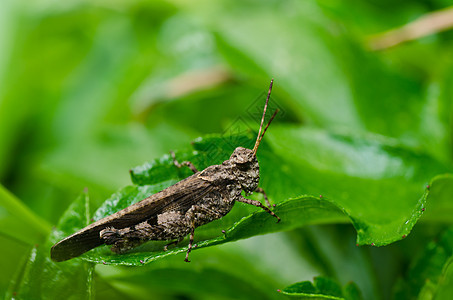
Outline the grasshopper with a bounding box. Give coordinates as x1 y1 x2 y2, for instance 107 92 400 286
51 79 279 262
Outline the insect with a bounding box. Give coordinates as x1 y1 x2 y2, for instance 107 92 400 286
51 79 280 263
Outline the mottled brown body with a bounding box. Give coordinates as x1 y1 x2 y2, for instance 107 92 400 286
51 80 279 263
99 148 265 258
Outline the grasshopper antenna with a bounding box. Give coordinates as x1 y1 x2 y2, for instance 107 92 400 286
252 79 279 156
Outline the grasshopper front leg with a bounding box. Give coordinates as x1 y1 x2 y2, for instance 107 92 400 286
171 151 198 173
237 196 280 223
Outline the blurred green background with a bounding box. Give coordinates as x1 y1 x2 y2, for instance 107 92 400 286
1 0 453 299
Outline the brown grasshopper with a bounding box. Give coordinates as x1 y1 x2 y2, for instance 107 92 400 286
51 79 280 262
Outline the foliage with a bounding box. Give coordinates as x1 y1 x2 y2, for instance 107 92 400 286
281 276 363 300
1 0 453 299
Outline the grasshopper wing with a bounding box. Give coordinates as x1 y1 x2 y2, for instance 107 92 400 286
51 174 214 262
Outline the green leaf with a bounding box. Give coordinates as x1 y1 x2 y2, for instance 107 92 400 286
423 173 453 223
76 124 451 265
435 256 453 300
392 227 453 299
281 277 363 300
287 226 379 299
81 187 347 265
0 185 52 296
98 266 284 300
0 184 51 245
6 192 94 299
263 126 452 246
95 230 321 300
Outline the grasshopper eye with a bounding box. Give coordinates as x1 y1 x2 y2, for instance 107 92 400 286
236 163 250 171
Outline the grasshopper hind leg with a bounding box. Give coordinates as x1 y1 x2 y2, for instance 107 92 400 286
100 227 146 253
237 196 280 223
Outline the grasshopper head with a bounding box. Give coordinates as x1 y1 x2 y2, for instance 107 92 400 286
230 147 256 165
229 147 260 193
